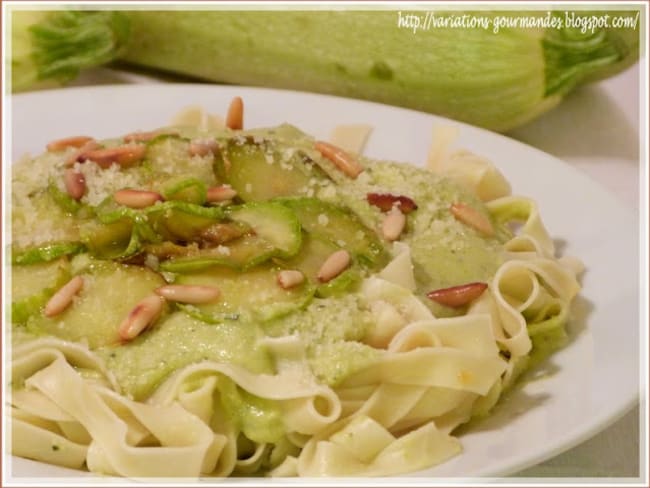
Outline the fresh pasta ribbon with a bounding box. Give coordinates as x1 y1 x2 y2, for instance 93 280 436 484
487 196 556 258
14 354 222 478
468 255 581 358
377 241 417 292
11 337 118 390
9 337 341 477
341 337 506 395
361 276 434 348
329 124 373 155
149 361 341 434
169 105 225 131
295 416 461 477
11 407 89 470
427 125 511 202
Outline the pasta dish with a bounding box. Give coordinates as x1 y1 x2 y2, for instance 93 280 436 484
7 98 582 478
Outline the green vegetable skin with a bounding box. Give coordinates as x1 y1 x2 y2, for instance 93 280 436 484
10 10 639 131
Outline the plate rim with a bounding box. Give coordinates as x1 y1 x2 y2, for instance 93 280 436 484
4 83 643 481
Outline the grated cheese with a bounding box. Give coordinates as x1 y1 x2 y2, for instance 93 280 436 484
317 214 329 226
78 161 143 207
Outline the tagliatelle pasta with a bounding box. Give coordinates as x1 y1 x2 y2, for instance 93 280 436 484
7 103 581 478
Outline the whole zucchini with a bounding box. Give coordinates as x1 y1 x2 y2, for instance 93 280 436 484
9 9 640 131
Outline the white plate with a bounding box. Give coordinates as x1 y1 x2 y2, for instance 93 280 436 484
5 85 641 481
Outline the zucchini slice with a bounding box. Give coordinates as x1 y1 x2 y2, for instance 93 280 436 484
214 136 328 202
176 264 314 323
146 201 225 242
26 261 167 348
275 232 362 297
12 242 85 265
159 234 277 273
160 201 302 272
11 258 71 324
279 197 388 268
159 176 207 205
228 202 302 258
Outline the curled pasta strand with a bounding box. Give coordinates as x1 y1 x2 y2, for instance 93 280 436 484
426 125 511 202
18 357 222 478
282 393 342 435
12 337 118 391
488 196 555 257
297 416 461 477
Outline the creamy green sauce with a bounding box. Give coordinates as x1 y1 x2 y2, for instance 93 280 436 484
264 294 381 386
97 312 274 400
331 159 506 317
11 124 508 435
336 160 505 291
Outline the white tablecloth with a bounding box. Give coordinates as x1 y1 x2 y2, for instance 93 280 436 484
61 60 645 480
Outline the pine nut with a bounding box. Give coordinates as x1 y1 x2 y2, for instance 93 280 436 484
277 270 305 289
189 139 219 157
44 276 84 317
450 203 495 236
63 168 86 200
114 189 163 208
314 141 364 178
155 285 220 304
118 295 164 341
382 208 406 241
427 282 488 308
64 140 102 167
367 192 418 213
226 96 244 130
47 136 94 152
317 250 351 283
206 185 237 203
79 145 147 169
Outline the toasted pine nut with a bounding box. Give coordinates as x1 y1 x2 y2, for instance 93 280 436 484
314 141 364 178
118 295 164 341
317 249 351 283
64 140 101 167
123 129 177 143
63 168 86 200
155 285 220 304
44 276 84 317
80 145 147 169
277 270 305 289
47 136 94 152
367 192 418 213
189 139 219 157
226 96 244 130
427 282 488 308
382 208 406 241
206 185 237 203
114 189 163 208
450 203 495 237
